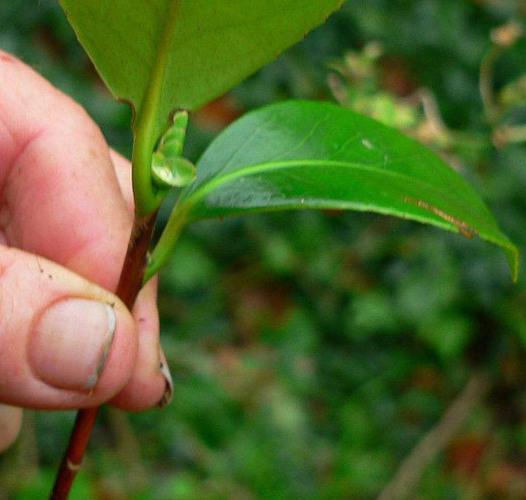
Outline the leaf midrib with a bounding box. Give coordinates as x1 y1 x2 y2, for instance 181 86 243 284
185 159 491 227
136 0 184 132
131 0 185 214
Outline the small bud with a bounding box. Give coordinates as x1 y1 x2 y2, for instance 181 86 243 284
152 153 196 188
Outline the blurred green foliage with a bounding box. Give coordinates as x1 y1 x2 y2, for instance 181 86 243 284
1 1 525 499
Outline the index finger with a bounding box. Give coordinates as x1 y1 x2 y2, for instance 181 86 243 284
0 51 132 290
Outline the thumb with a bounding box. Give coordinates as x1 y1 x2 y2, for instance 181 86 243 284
0 246 138 409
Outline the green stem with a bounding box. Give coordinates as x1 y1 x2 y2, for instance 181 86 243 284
143 201 188 284
131 114 163 216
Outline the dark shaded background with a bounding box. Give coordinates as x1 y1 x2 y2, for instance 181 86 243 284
1 0 525 499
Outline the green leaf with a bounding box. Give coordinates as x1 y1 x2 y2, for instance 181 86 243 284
57 0 344 139
147 101 518 281
58 0 345 214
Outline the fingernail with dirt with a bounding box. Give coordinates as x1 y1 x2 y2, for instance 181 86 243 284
29 298 117 392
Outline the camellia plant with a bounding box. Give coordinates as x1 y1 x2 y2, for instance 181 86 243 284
49 1 518 499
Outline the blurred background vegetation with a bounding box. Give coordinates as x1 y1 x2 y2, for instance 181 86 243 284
1 0 526 499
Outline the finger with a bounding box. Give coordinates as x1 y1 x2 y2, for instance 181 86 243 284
0 247 138 409
0 405 23 453
111 278 172 411
0 50 130 291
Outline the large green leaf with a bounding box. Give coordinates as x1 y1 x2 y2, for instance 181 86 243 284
147 101 518 280
58 0 344 139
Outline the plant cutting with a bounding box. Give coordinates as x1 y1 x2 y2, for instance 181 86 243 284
44 1 518 499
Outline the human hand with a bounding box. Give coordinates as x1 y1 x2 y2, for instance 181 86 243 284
0 51 172 452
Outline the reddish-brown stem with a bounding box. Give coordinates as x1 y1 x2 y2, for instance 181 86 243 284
49 211 158 500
